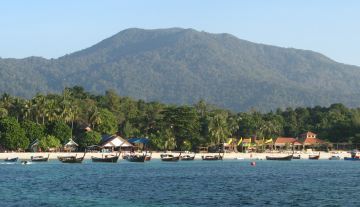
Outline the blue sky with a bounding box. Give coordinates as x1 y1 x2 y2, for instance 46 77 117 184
1 0 359 66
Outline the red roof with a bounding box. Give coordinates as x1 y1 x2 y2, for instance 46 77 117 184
275 137 298 144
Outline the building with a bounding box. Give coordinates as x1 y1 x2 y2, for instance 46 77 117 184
274 137 303 151
99 134 133 151
223 138 238 152
298 131 326 150
63 138 79 152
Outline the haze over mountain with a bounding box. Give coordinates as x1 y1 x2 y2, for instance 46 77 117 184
1 28 360 111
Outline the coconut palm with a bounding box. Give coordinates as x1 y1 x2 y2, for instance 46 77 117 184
208 113 231 146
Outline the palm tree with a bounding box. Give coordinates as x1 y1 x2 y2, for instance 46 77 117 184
208 113 231 146
0 108 8 118
88 106 102 129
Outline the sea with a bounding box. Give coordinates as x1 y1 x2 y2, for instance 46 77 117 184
0 159 359 207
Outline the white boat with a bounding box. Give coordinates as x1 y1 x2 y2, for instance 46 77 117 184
235 157 244 160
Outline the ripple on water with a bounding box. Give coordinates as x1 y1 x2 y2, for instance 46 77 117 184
1 160 360 206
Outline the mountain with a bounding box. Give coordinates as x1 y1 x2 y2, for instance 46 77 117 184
1 28 360 111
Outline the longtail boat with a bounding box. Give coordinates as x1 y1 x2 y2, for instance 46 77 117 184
160 153 181 161
292 155 301 159
202 152 224 161
126 154 146 162
4 157 18 162
31 154 50 162
180 153 196 161
309 153 320 160
91 152 120 163
145 152 152 161
266 154 293 161
58 152 86 163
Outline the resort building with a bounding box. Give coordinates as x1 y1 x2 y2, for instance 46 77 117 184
63 138 79 152
298 131 327 150
99 134 133 151
274 137 303 151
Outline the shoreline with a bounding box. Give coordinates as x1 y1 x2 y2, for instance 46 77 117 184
0 151 351 160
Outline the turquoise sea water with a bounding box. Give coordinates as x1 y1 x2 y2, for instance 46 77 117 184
0 159 359 207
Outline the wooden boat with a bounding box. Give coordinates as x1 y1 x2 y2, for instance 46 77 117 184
180 154 196 161
31 154 50 162
329 155 340 160
145 154 152 161
4 157 18 162
202 153 223 161
266 154 293 161
160 153 181 161
58 152 86 163
309 153 320 160
292 155 301 159
126 154 146 162
91 153 120 163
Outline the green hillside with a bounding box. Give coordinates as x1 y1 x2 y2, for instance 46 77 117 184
1 28 360 111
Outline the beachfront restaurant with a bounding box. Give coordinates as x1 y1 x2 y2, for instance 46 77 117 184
274 137 303 151
298 131 328 150
99 134 133 152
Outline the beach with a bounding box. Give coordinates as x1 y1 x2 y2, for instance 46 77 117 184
0 151 351 160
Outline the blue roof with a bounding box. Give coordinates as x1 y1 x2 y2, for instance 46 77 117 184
128 137 149 144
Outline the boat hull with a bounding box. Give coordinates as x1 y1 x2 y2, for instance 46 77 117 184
201 155 223 161
292 155 301 159
309 155 320 160
91 156 119 163
266 155 293 161
4 157 18 162
31 156 49 162
161 157 180 161
58 156 85 163
344 157 360 161
180 156 195 161
126 155 146 162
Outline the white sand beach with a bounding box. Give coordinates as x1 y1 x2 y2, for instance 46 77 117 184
0 151 351 160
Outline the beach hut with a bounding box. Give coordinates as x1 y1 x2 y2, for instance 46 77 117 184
29 139 40 152
99 134 133 152
63 138 79 152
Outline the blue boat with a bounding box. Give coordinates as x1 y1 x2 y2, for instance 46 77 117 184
344 150 360 161
344 157 360 161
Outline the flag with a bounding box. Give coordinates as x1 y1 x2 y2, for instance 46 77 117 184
227 138 233 145
237 137 243 146
265 138 273 144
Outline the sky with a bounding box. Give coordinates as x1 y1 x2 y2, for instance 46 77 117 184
1 0 359 66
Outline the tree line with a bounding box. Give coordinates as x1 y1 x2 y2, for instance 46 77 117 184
0 86 360 152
